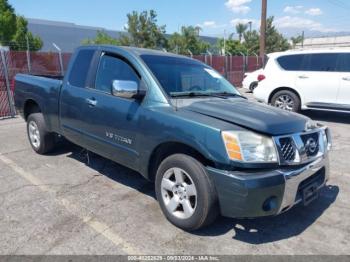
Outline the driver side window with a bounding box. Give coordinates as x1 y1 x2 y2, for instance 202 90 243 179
95 54 140 93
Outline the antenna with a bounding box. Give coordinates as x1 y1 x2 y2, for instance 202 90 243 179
53 43 64 76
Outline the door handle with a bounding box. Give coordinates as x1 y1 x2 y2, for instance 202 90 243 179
298 75 309 79
342 77 350 81
86 98 97 107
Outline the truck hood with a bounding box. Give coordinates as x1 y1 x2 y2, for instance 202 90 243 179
182 98 309 136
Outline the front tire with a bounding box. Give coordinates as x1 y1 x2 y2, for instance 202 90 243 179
155 154 219 231
27 113 56 154
271 90 301 112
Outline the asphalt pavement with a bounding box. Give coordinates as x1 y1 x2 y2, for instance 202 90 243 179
0 99 349 255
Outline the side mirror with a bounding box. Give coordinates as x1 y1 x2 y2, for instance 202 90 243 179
111 80 145 99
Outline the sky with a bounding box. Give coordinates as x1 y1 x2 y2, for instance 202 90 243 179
8 0 350 38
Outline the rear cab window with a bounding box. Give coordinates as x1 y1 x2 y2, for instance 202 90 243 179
68 49 95 88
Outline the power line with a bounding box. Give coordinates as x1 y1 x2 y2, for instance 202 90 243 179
327 0 350 10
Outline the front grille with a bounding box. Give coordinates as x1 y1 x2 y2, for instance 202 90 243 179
301 132 319 157
275 130 324 165
279 137 296 161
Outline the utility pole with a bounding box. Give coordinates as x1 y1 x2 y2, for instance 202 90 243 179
223 29 226 55
248 21 252 33
259 0 267 58
301 30 305 48
25 35 31 73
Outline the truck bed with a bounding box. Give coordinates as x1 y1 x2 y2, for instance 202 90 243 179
14 74 63 132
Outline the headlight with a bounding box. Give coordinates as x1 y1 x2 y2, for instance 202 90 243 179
222 131 278 163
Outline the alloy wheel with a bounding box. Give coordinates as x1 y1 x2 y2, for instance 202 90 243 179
161 167 197 219
28 121 40 148
275 94 294 111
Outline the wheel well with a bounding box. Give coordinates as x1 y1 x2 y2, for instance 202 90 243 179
147 142 214 182
24 100 41 121
268 87 301 104
250 81 258 88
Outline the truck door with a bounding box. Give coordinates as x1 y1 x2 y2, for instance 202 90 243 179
79 52 143 169
59 49 97 146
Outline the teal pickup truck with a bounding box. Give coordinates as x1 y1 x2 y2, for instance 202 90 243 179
14 46 331 230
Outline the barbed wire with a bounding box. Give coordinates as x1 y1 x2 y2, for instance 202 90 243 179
0 40 38 45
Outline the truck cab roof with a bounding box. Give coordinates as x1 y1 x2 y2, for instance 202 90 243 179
80 45 193 60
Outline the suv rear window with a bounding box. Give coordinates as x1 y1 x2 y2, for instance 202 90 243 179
277 54 305 71
277 53 340 72
337 53 350 72
306 53 338 72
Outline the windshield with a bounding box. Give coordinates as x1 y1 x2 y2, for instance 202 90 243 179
141 55 239 97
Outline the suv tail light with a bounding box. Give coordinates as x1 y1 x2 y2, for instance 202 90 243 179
257 74 266 81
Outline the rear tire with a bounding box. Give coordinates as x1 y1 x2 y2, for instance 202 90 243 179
27 113 56 154
271 90 301 112
155 154 219 231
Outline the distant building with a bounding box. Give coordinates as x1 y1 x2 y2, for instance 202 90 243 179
295 35 350 49
27 18 124 52
27 18 219 53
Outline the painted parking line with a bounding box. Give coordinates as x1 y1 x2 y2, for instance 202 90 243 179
0 154 140 255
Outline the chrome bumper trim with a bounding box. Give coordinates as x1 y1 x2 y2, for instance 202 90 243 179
277 155 329 213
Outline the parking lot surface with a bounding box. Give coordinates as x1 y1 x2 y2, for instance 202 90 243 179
0 98 350 255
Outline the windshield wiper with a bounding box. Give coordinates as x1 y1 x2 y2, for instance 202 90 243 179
171 92 233 99
170 92 217 98
209 92 247 99
170 91 247 99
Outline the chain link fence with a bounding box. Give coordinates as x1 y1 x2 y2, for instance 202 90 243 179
0 49 15 118
192 54 263 87
0 49 262 118
0 49 71 118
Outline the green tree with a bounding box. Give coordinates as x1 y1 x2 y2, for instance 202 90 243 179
168 26 210 55
0 0 42 51
291 35 303 48
194 26 202 36
0 0 16 43
84 10 167 49
217 38 246 55
242 16 290 54
11 16 43 51
120 10 167 49
168 32 182 53
82 30 120 45
265 16 290 53
243 30 260 53
235 23 248 42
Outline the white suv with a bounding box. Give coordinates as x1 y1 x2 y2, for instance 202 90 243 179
253 49 350 112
